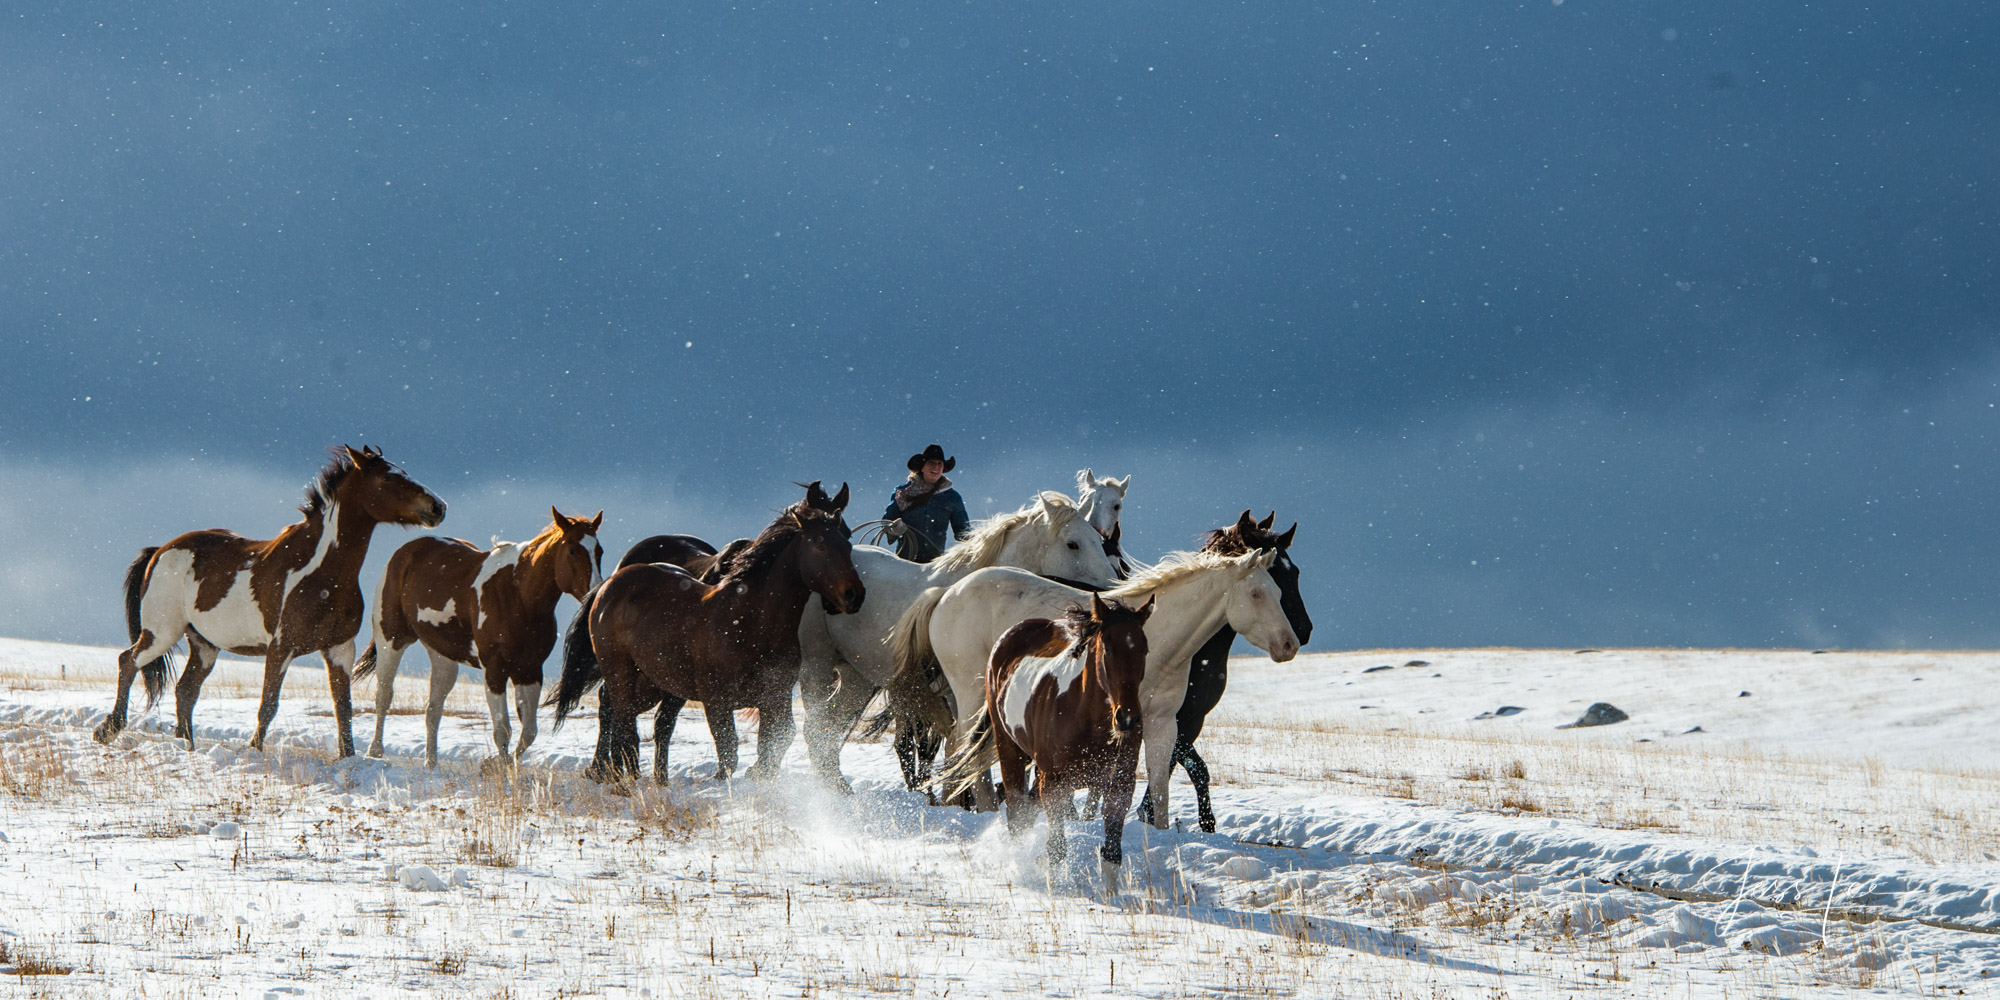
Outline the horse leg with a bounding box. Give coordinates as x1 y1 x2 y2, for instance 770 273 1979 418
1141 719 1177 830
994 727 1033 836
94 629 173 744
1100 744 1142 892
513 676 542 761
749 686 795 780
651 692 686 785
423 647 460 768
804 666 872 791
1041 778 1073 873
1182 744 1217 834
322 641 357 759
248 646 296 752
485 675 513 766
366 641 410 758
703 703 740 780
172 635 219 749
893 720 923 794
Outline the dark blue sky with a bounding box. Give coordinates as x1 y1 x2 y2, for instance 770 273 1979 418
4 2 1996 649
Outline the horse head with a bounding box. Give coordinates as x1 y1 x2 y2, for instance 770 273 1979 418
1075 469 1131 541
791 483 864 614
1221 548 1298 663
545 506 606 598
1204 510 1310 646
1032 491 1123 589
335 445 446 528
1087 593 1153 743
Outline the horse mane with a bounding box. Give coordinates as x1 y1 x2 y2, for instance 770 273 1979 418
930 492 1080 573
714 501 836 588
1101 549 1238 602
1057 597 1148 654
298 447 359 519
1200 524 1272 556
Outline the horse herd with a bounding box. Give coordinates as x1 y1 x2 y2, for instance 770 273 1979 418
91 445 1314 882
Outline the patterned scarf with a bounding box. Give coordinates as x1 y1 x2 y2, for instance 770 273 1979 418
895 473 953 511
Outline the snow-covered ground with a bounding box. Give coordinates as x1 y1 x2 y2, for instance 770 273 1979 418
3 637 1999 998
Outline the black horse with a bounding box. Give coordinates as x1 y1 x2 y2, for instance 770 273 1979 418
1135 510 1312 832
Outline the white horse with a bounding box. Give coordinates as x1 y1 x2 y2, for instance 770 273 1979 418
796 486 1126 785
890 547 1299 821
1075 469 1134 577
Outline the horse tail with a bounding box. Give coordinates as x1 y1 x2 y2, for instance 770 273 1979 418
124 547 178 711
547 584 602 729
353 641 379 680
934 706 995 803
885 586 955 735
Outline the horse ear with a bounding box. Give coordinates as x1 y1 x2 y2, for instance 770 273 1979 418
1140 595 1157 619
364 444 382 458
1040 492 1075 530
1258 511 1276 531
1076 469 1095 496
1234 509 1257 535
1115 474 1130 495
589 510 605 532
832 483 850 511
802 480 827 504
1276 523 1297 549
343 444 367 466
1091 592 1110 619
551 505 569 526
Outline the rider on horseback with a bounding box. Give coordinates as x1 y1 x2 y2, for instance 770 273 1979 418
884 444 971 563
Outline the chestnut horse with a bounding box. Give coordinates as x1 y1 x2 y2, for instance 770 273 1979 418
551 484 863 784
938 595 1154 887
356 508 605 765
93 446 446 757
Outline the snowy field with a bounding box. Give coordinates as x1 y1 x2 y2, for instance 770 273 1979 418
3 637 2000 998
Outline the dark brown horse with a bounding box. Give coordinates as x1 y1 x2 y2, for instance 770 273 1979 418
94 446 446 757
356 507 604 765
551 484 863 784
938 594 1154 888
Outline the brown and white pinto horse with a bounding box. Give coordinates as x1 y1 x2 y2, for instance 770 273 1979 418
356 508 604 766
938 594 1154 888
551 484 864 784
93 446 446 758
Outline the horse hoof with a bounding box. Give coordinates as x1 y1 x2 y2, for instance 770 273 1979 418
366 745 384 760
91 722 118 745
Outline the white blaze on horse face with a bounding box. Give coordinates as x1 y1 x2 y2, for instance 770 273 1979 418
417 599 457 627
472 542 520 630
281 501 340 606
191 563 275 651
998 652 1086 738
583 535 604 589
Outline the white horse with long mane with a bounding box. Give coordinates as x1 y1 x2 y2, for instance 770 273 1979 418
796 481 1128 785
889 547 1299 821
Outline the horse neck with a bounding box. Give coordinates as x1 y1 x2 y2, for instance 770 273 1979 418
1137 569 1237 669
710 536 816 632
294 496 383 581
509 531 568 612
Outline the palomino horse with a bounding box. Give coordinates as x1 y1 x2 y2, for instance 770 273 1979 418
94 446 446 757
937 595 1154 888
1135 511 1314 832
356 508 605 765
551 484 863 784
795 488 1125 790
888 544 1298 817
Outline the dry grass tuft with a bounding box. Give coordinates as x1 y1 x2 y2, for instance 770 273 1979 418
0 738 71 799
1498 792 1543 813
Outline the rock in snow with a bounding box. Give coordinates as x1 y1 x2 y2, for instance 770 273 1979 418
1559 702 1630 728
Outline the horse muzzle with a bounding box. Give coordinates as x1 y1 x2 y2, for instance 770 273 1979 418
420 497 448 528
1112 706 1139 741
826 584 865 615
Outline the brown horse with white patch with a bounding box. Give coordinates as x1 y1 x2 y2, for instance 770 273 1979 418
356 507 604 766
551 484 864 784
94 446 446 757
938 594 1154 888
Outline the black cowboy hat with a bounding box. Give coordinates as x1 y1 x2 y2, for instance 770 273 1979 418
906 444 956 473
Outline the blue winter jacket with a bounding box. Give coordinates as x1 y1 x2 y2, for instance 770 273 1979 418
884 481 971 562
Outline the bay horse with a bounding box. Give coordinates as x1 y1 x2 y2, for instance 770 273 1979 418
1135 510 1314 832
551 484 863 784
887 543 1298 816
795 488 1125 791
356 507 605 765
93 445 446 758
937 594 1154 887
